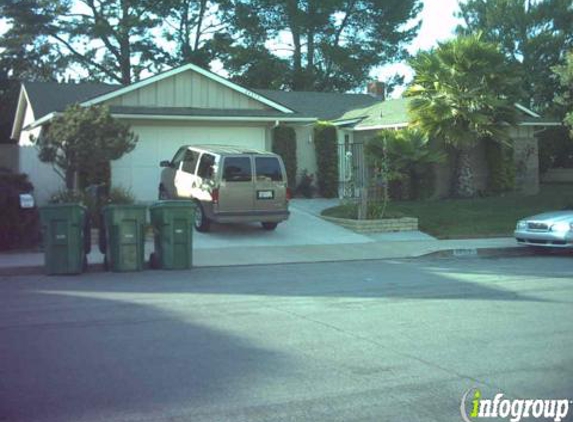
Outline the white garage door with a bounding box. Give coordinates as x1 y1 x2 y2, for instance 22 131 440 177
111 123 267 201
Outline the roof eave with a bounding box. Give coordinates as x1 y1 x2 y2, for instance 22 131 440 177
352 123 409 131
110 113 317 123
80 63 296 114
11 86 34 140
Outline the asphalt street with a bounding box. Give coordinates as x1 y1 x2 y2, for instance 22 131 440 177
0 255 572 422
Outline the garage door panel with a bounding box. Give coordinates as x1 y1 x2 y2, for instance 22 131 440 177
112 124 267 201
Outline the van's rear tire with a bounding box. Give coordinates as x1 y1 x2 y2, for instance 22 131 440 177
261 222 278 231
194 201 211 232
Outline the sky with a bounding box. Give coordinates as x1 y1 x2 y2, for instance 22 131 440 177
374 0 464 96
0 0 464 94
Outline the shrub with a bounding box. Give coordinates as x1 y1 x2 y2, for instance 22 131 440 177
538 127 573 173
314 123 339 198
0 173 40 250
272 125 297 188
35 104 137 190
484 137 515 194
296 169 315 198
49 185 135 228
366 129 444 200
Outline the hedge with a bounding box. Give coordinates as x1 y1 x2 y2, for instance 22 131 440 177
314 123 339 198
272 125 297 188
484 138 515 194
0 172 41 250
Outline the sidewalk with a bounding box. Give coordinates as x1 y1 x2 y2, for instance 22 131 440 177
0 236 525 276
0 199 534 275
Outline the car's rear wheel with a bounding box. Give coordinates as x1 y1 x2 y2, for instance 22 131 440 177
261 222 278 231
193 200 211 232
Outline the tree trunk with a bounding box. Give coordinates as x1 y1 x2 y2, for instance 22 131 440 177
453 148 476 198
286 0 303 90
119 0 132 84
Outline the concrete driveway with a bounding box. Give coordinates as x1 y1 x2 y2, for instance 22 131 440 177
194 199 372 249
194 199 434 250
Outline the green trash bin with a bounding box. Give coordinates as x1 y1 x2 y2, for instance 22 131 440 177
39 204 88 275
101 204 147 272
149 200 194 270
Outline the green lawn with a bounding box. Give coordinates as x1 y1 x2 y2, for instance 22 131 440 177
322 183 573 239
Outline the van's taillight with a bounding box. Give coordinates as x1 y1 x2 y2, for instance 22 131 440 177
211 188 219 204
286 187 292 201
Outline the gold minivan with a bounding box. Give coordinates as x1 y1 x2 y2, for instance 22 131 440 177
158 145 290 232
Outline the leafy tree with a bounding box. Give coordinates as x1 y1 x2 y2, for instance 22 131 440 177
0 80 20 144
456 0 573 112
553 51 573 132
405 34 521 198
221 0 422 91
158 0 229 68
1 0 169 84
35 104 138 191
0 0 70 81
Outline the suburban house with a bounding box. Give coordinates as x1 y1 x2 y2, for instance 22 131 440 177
10 63 557 204
331 98 561 196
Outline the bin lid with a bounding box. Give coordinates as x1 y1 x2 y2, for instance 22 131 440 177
40 203 87 211
150 200 195 209
102 204 148 211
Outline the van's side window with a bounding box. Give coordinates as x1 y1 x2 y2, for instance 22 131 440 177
255 157 283 182
197 153 216 179
181 150 199 174
171 147 187 168
223 157 252 182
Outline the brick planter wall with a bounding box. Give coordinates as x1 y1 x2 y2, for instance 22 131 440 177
321 215 418 234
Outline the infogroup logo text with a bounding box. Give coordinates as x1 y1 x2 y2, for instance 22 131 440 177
460 388 571 422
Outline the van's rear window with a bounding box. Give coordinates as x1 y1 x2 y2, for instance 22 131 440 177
255 157 283 182
223 157 252 182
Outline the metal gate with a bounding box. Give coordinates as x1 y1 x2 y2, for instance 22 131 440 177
338 142 367 200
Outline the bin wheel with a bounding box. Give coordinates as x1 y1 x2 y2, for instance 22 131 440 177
149 252 160 269
261 222 278 231
193 201 211 232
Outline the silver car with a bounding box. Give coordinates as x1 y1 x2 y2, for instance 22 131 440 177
514 211 573 248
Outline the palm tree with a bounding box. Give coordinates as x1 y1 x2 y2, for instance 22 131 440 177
366 128 445 200
405 33 521 198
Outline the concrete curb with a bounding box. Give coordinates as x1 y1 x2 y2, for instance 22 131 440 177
2 245 564 277
418 246 571 259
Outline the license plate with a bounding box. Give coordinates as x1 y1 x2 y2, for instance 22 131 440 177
257 190 274 200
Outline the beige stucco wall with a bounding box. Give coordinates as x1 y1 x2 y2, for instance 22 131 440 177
511 126 539 195
18 104 65 204
293 125 317 182
107 70 270 110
